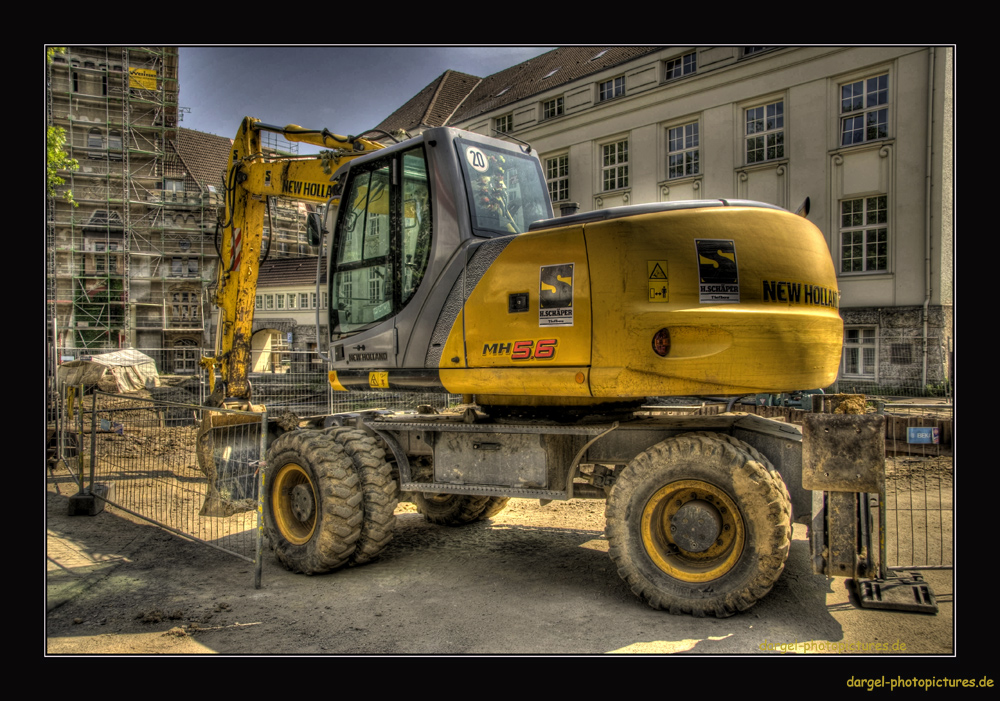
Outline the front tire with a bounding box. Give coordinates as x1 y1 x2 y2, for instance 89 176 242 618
606 432 791 617
323 427 399 565
264 431 362 574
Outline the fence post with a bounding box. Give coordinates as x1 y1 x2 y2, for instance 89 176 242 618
255 409 267 589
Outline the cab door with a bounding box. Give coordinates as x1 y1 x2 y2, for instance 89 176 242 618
328 147 432 371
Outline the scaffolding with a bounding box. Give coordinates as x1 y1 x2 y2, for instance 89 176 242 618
47 48 324 386
46 48 215 371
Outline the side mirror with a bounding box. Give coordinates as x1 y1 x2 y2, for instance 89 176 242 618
306 212 326 246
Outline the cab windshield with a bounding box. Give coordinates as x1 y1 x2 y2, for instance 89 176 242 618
457 139 552 236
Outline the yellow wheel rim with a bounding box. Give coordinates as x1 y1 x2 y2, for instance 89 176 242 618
272 463 318 546
640 479 745 582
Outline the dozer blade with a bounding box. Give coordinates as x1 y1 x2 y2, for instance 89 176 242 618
196 409 264 517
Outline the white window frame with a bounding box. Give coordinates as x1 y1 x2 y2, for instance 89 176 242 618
839 195 888 274
665 52 696 80
744 99 784 164
598 76 625 102
543 96 564 120
545 154 569 203
667 121 700 179
255 295 263 310
288 293 296 309
276 293 285 310
300 293 310 309
842 326 878 379
839 73 889 146
265 294 274 310
495 113 513 133
601 139 629 192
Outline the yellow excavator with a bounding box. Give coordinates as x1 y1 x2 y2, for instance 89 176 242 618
198 117 901 617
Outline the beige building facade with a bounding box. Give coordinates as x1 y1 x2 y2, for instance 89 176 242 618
380 46 953 395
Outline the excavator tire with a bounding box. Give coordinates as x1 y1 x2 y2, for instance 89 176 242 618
478 497 511 519
606 431 791 617
322 427 399 565
414 493 492 526
264 430 362 574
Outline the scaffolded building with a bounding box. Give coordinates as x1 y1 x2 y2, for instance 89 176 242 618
46 46 319 379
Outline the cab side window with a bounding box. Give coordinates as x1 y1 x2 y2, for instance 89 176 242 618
331 147 432 335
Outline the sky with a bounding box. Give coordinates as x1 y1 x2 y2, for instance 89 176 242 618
178 47 557 152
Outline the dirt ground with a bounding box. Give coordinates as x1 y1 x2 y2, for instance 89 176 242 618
46 454 955 656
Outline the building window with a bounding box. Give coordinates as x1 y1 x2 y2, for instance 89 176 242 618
840 73 889 146
840 196 888 273
311 292 318 309
276 294 285 310
543 96 564 120
368 268 382 304
745 100 784 164
843 327 877 378
742 47 769 58
495 113 513 133
602 140 629 191
665 52 696 80
667 122 699 179
300 293 309 309
546 155 569 202
255 295 263 310
88 128 103 149
288 293 296 309
599 76 625 102
265 294 274 310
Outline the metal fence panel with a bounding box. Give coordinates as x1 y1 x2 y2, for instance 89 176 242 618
73 391 265 580
880 407 953 570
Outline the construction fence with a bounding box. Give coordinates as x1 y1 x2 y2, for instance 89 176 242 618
47 371 952 584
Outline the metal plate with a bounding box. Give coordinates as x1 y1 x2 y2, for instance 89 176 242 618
855 572 939 613
802 413 885 492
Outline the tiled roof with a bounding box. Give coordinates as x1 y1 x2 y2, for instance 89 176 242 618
376 70 480 134
175 128 233 192
257 255 326 288
451 47 661 123
374 47 662 132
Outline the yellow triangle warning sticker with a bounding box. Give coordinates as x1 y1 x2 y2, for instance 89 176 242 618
648 261 668 280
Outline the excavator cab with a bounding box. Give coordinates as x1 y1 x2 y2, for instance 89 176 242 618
322 128 553 378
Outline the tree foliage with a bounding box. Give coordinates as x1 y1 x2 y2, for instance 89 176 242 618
46 47 78 206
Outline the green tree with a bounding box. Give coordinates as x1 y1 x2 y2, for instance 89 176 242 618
46 47 78 206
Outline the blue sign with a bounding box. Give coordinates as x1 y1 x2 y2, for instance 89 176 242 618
907 427 940 445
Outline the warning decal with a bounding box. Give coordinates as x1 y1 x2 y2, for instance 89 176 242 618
539 263 574 326
648 260 669 302
696 239 740 303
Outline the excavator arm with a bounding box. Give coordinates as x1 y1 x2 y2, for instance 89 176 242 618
197 117 387 516
204 116 385 407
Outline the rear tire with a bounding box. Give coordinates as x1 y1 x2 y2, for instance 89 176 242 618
606 432 791 617
264 431 362 574
478 496 510 519
414 493 491 525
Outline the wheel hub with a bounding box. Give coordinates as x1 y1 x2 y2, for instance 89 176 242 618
271 462 318 545
290 483 315 522
641 479 745 582
671 499 722 553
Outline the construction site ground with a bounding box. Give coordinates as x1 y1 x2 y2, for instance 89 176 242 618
46 459 955 657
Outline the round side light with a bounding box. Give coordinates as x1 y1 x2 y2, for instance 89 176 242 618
652 328 671 357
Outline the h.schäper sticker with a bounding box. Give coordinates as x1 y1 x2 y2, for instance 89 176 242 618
539 263 574 326
696 239 739 303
